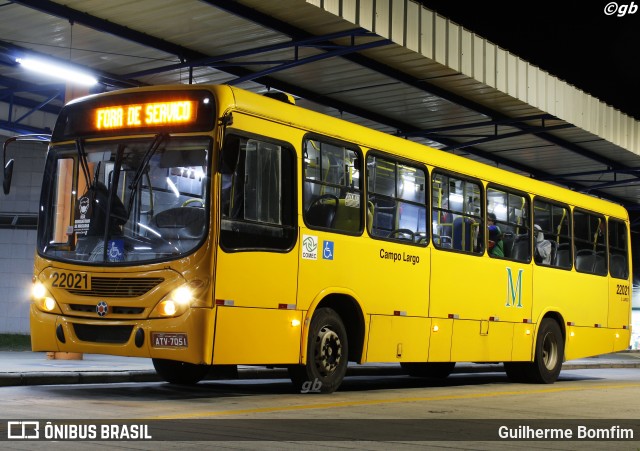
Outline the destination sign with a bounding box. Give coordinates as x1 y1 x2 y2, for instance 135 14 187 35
95 101 196 130
52 90 215 140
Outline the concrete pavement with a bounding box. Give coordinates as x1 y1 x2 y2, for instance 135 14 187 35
1 350 639 387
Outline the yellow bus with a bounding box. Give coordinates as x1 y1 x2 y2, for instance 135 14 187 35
7 84 631 393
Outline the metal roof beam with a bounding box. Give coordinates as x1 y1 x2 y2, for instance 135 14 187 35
207 0 634 175
442 124 574 151
0 119 50 135
11 0 202 62
227 38 391 86
8 0 635 207
403 114 558 138
121 28 384 79
0 39 141 89
0 92 61 115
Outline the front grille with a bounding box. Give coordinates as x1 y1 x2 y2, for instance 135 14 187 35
69 304 145 315
66 277 164 297
73 324 133 344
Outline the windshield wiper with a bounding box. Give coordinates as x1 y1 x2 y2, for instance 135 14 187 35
76 139 92 190
129 133 167 190
127 133 167 214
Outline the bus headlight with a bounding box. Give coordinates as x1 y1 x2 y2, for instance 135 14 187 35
151 285 193 318
31 281 61 313
32 281 47 300
42 297 57 312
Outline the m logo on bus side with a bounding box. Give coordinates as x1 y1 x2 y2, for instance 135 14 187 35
505 267 524 308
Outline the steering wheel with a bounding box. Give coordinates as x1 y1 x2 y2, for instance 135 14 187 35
182 198 205 207
308 194 339 210
388 228 415 241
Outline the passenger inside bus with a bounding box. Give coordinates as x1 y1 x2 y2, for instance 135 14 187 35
534 224 553 265
84 182 127 236
488 224 504 257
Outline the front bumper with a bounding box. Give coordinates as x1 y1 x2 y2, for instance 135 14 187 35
30 304 215 365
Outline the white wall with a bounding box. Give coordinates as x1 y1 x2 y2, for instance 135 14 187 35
0 136 47 334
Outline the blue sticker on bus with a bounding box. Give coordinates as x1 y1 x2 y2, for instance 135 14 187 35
107 239 125 262
323 241 334 260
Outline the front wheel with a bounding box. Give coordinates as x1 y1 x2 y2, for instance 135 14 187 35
289 308 348 394
152 358 210 385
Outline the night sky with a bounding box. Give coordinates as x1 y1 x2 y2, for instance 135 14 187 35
419 1 640 120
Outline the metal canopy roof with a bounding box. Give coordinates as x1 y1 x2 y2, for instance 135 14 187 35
1 0 639 210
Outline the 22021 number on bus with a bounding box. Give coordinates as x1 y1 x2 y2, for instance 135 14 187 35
51 272 90 290
616 284 630 295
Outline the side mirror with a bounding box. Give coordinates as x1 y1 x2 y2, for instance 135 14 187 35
3 159 14 195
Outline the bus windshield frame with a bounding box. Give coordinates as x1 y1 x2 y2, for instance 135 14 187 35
37 135 212 265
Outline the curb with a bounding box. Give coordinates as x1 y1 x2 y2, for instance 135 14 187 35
1 361 639 387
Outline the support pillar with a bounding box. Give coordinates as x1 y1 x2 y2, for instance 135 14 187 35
46 83 90 361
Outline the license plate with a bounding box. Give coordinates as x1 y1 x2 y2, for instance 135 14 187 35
152 332 188 348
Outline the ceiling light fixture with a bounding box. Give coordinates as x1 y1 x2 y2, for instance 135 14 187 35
16 57 98 86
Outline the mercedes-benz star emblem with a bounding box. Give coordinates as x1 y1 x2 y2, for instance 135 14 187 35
96 301 108 317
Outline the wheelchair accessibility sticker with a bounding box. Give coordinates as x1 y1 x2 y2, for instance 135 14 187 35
323 241 334 260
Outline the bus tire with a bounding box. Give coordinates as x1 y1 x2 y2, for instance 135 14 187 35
504 362 528 382
288 307 348 394
525 318 564 384
152 358 209 385
401 362 455 378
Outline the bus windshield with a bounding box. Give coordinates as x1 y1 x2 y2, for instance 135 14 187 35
38 135 211 264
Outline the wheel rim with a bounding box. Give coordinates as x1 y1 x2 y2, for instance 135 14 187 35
541 331 558 370
314 325 342 376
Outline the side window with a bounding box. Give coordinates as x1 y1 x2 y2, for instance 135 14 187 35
533 199 572 268
573 209 607 275
609 219 629 279
219 134 295 251
303 138 362 234
366 154 427 244
432 172 482 254
487 188 530 261
51 158 75 245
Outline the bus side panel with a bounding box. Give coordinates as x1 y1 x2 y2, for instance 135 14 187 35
430 251 533 324
511 322 534 361
428 318 453 362
213 307 302 364
532 268 607 327
215 250 298 309
564 326 616 360
366 315 430 362
297 229 430 316
450 320 513 362
608 276 631 331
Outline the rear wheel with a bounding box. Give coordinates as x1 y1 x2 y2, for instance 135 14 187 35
152 358 210 385
504 362 528 382
528 318 564 383
289 308 348 393
401 362 455 379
